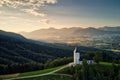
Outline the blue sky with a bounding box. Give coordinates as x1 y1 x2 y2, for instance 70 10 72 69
0 0 120 32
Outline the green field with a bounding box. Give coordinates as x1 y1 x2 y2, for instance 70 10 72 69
100 62 112 65
17 74 72 80
0 65 65 79
19 65 64 77
111 49 120 52
1 62 118 80
99 62 118 66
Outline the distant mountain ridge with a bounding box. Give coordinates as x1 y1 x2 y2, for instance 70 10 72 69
74 27 120 36
20 26 120 42
99 26 120 31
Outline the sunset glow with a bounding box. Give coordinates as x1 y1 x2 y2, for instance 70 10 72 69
0 0 120 32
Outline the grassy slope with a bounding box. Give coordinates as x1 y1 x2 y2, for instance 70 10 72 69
99 62 118 66
17 62 116 80
0 73 19 79
100 62 113 65
19 65 64 77
0 62 117 79
0 65 64 79
17 74 72 80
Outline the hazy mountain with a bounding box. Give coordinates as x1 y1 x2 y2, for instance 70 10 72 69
20 27 80 40
73 27 107 35
99 26 120 31
20 27 120 43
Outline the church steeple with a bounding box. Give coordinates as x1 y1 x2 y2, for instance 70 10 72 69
74 47 77 53
74 47 80 64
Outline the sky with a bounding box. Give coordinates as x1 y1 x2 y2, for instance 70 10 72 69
0 0 120 32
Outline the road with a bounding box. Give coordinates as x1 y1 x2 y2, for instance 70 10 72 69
4 62 74 80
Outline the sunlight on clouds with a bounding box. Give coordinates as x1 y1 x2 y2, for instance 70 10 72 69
0 4 2 7
38 19 55 24
38 19 51 24
46 0 57 4
22 9 46 17
0 0 57 16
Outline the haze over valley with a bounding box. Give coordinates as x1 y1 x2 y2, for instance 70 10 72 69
21 26 120 50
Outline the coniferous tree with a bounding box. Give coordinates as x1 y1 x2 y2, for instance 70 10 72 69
82 59 89 80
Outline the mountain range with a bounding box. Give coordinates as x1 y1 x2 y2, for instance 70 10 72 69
20 26 120 43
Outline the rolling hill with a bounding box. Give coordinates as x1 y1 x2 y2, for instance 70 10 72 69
1 29 114 65
0 30 73 65
0 30 102 65
0 30 119 75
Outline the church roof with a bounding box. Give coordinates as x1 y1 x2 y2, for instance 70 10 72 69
79 56 93 61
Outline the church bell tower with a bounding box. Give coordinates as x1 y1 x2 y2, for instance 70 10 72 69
74 47 80 64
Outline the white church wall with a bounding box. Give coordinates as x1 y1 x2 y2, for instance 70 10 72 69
87 60 94 64
80 61 82 65
73 47 94 65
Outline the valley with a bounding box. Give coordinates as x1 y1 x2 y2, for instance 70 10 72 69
21 27 120 50
0 0 120 80
0 27 120 80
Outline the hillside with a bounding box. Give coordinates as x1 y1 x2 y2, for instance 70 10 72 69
0 30 74 65
0 30 105 65
0 30 119 75
2 61 119 80
0 30 73 74
58 62 120 80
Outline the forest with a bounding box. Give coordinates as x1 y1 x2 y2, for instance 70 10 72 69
58 60 120 80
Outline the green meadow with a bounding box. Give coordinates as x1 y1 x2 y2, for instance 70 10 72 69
17 74 72 80
19 65 64 77
0 65 64 79
99 62 118 66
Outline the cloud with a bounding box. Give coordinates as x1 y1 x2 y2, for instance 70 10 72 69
39 19 54 24
40 19 51 24
22 9 46 17
0 4 2 7
0 0 57 16
46 0 57 4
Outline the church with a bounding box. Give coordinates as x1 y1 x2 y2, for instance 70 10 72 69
74 47 94 65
